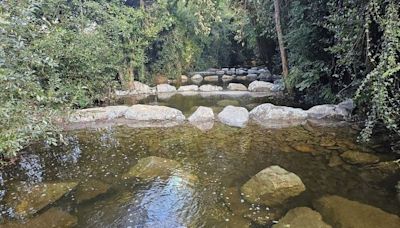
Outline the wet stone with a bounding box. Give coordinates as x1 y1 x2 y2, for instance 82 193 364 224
217 99 240 107
243 209 280 226
3 208 78 228
5 182 78 218
293 144 315 153
241 166 306 206
223 187 249 215
272 207 331 228
314 195 400 228
74 180 111 204
121 156 198 183
340 150 380 165
328 153 344 167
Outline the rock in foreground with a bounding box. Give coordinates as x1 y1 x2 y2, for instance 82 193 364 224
250 103 308 128
241 166 305 206
273 207 331 228
5 182 78 218
313 195 400 228
3 208 78 228
178 85 199 92
218 106 249 128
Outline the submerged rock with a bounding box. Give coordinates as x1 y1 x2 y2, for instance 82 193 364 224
218 106 249 128
313 195 400 228
74 180 111 204
250 103 308 128
122 156 198 183
227 83 247 91
273 207 331 228
157 84 177 93
124 105 185 123
3 208 78 228
5 182 78 218
191 74 203 84
178 85 199 92
241 166 305 206
188 106 214 131
293 143 315 153
217 99 240 107
248 81 274 92
199 85 223 92
340 150 379 165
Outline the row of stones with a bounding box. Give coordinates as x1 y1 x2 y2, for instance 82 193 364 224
116 80 284 96
68 100 354 130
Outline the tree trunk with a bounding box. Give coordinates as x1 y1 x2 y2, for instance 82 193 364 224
140 0 145 8
273 0 291 93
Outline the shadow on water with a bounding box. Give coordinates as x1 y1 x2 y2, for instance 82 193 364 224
0 122 399 227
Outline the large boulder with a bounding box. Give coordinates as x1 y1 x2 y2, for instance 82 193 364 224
199 85 223 92
188 106 214 131
340 150 380 165
3 208 78 228
241 166 306 206
273 207 331 228
69 106 128 123
124 105 185 123
227 83 247 91
307 104 349 120
204 75 219 82
131 81 152 94
180 75 188 83
313 195 400 228
178 85 199 92
157 84 177 93
248 81 275 92
337 99 355 113
122 156 198 183
74 180 111 204
250 103 308 128
218 106 249 128
191 74 203 84
5 182 78 218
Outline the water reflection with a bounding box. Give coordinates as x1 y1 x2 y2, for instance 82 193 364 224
18 154 44 184
81 176 200 227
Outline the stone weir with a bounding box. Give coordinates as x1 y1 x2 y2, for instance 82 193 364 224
187 67 281 84
65 100 355 131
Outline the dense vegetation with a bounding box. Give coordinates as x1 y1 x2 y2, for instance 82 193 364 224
0 0 399 158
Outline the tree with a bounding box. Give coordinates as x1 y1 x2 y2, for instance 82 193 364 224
273 0 290 93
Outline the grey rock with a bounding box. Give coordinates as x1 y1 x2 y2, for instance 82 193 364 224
246 74 258 81
227 83 247 91
178 85 199 92
199 85 223 92
188 106 214 131
248 81 275 92
250 103 308 128
218 106 249 128
307 104 349 120
156 84 177 93
191 74 203 84
221 75 234 82
124 105 185 123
